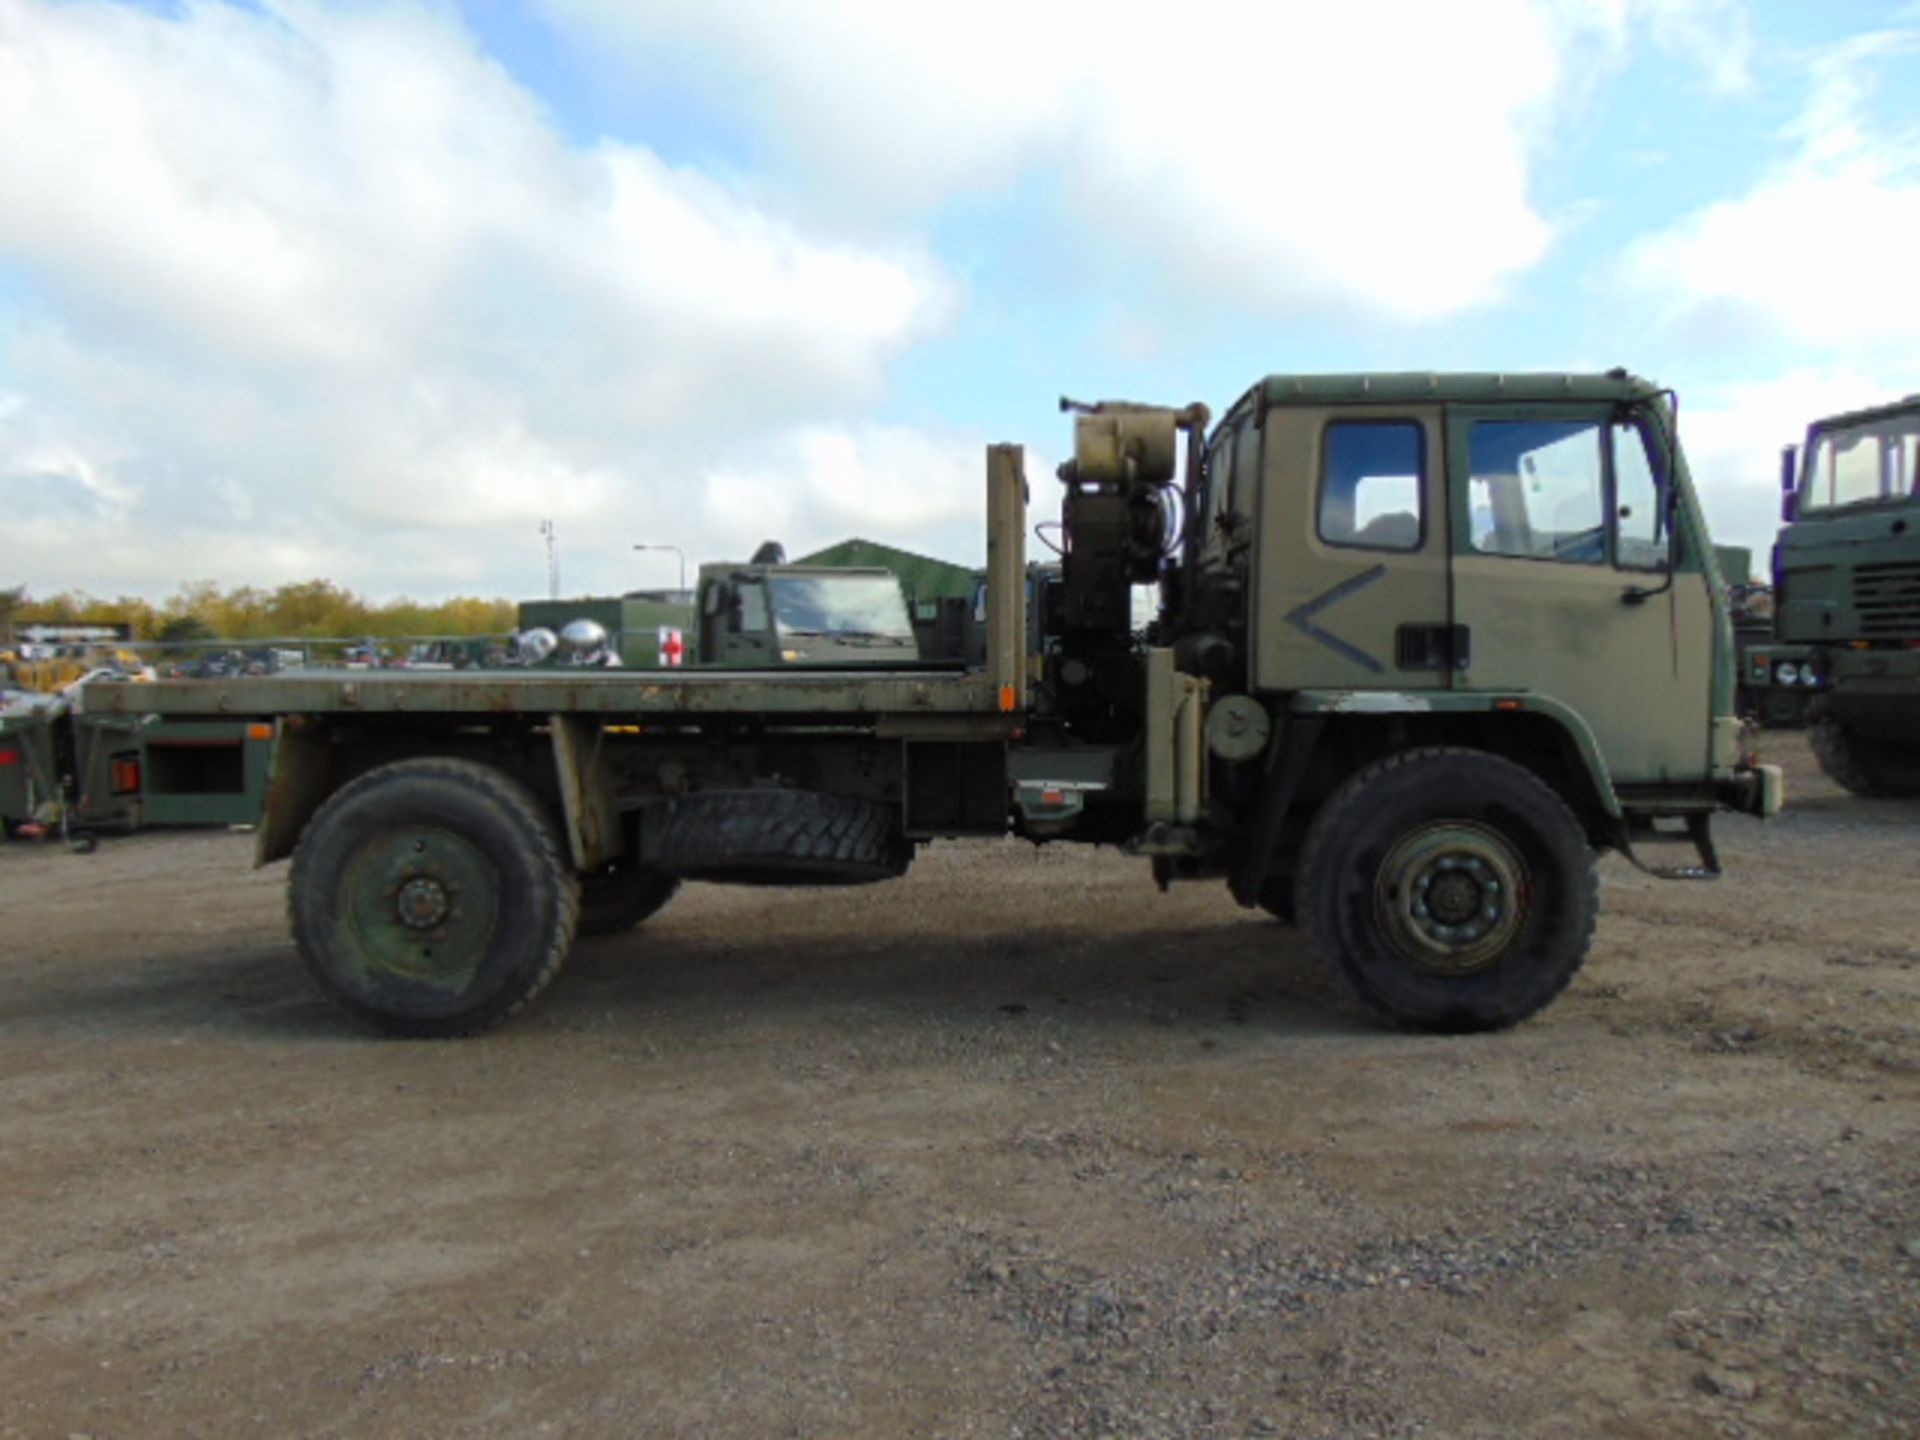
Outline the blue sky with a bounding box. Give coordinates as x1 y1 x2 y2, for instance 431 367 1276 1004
2 0 1918 602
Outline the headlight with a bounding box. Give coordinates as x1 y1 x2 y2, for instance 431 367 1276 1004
1774 661 1799 685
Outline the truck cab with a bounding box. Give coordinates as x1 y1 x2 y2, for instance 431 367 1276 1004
1750 396 1920 794
695 563 921 668
1174 372 1742 803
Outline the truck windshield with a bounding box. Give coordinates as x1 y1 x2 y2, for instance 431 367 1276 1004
1800 410 1920 511
768 575 914 640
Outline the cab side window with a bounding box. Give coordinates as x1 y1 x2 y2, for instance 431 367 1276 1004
1613 421 1669 571
1467 420 1605 564
1206 431 1236 534
1319 421 1424 551
1823 433 1883 507
730 580 768 634
1232 421 1262 531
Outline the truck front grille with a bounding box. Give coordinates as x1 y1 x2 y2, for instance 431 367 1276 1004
1853 560 1920 638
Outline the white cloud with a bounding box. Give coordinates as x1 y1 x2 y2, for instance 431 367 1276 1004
1544 0 1755 95
0 0 951 600
702 422 1022 570
1620 28 1920 349
1606 25 1920 563
540 0 1572 321
0 0 1797 608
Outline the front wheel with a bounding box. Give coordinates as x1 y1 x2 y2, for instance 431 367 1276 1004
1296 748 1597 1033
289 758 580 1037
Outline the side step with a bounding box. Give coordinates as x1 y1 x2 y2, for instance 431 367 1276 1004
1617 812 1720 880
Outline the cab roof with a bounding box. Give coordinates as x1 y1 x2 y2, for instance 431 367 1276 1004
1253 369 1662 410
1806 393 1920 436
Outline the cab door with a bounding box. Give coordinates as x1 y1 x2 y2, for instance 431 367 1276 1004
1252 404 1452 691
1445 405 1713 785
699 575 777 666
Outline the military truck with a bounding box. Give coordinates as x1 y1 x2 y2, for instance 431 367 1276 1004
1 686 273 844
80 371 1779 1038
693 556 922 668
1743 396 1920 794
519 564 925 670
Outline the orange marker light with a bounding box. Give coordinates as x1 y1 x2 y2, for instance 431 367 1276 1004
998 684 1018 713
247 723 274 740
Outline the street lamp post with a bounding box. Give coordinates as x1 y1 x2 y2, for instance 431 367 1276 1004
539 519 559 599
633 543 687 593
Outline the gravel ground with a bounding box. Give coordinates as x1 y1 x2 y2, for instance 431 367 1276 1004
0 730 1914 1438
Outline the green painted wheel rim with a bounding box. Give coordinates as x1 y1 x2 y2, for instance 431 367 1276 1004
339 825 502 996
1373 821 1529 976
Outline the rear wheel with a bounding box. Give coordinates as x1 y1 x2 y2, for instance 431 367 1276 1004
289 758 579 1037
1296 748 1597 1033
1808 715 1920 798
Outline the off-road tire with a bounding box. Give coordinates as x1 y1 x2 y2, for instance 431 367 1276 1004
577 851 680 936
645 789 908 885
1295 747 1598 1033
1808 715 1920 798
289 758 580 1037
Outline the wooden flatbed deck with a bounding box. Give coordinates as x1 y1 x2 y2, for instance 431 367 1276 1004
75 668 1010 722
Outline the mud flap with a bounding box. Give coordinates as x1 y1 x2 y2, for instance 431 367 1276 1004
255 718 330 866
549 713 623 872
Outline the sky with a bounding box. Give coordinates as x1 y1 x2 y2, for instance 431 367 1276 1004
2 0 1917 603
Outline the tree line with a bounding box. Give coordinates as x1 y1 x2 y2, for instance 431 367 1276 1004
0 580 515 644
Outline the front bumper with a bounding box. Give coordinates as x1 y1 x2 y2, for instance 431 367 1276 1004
1720 762 1785 818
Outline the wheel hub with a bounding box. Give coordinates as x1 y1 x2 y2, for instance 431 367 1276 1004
395 875 452 930
338 826 499 990
1377 823 1528 976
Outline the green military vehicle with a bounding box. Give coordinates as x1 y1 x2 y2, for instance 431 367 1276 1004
693 553 923 668
518 563 926 669
80 371 1779 1037
515 592 695 669
1 687 274 845
1742 396 1920 794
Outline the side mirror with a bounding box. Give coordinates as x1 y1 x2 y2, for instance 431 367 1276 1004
1780 445 1799 523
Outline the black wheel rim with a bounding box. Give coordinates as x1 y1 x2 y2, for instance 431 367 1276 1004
1373 820 1529 976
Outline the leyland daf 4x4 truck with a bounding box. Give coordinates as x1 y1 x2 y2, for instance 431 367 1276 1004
1743 395 1920 794
81 371 1781 1037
